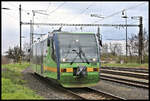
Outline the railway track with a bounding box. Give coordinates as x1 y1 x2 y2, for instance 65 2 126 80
33 73 125 100
101 66 149 73
66 87 126 100
100 67 149 89
32 73 84 99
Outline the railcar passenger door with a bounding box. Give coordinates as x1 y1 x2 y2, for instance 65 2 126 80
41 40 44 74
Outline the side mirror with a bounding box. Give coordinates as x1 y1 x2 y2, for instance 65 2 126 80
99 34 102 47
28 49 30 52
47 39 50 46
100 40 102 47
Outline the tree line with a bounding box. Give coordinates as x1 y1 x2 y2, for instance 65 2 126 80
101 28 149 63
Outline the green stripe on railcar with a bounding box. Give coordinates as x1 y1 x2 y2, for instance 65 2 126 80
43 41 57 79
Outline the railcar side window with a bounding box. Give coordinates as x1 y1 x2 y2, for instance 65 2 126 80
51 39 56 62
47 38 50 46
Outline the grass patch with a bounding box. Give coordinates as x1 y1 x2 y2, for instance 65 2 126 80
2 62 44 100
2 62 30 72
101 63 148 69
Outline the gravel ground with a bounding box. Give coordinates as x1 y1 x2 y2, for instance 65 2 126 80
21 67 80 100
91 79 149 100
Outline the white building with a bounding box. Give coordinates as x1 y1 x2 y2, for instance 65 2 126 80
102 39 126 55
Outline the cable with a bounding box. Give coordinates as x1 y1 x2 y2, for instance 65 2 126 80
7 2 18 10
93 2 146 24
48 2 66 15
66 3 94 23
45 3 51 11
6 2 31 19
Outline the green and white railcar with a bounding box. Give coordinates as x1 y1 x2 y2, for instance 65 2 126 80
31 31 101 88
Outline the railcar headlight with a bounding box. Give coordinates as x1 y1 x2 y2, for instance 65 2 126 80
75 39 79 42
92 58 96 61
62 58 66 62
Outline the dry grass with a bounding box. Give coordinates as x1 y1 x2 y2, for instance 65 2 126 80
1 56 13 64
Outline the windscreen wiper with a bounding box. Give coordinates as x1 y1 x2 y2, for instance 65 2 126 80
70 49 85 65
79 46 89 64
70 46 89 65
70 51 79 65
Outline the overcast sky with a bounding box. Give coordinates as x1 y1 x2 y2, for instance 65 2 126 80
2 1 149 55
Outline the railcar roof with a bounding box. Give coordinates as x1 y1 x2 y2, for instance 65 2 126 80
32 31 95 45
55 32 95 34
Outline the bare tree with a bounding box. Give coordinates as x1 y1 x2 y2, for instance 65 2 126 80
128 34 138 56
143 28 149 56
101 43 109 55
109 43 122 56
128 28 149 56
5 46 25 62
23 42 30 61
127 28 149 63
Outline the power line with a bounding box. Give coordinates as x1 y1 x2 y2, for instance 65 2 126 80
22 22 139 27
48 2 66 15
5 3 31 17
128 21 139 25
36 2 66 23
7 2 18 8
45 3 51 11
66 3 94 23
93 2 146 24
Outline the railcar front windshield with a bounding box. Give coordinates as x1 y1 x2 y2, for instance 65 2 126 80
57 33 98 63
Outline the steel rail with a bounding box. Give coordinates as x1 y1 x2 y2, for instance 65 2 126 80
66 87 126 100
101 66 148 73
33 73 85 100
100 69 149 79
100 76 149 89
33 73 125 100
100 74 148 85
99 66 149 89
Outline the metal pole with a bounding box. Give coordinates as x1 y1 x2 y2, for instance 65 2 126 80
139 16 143 64
32 10 35 44
30 20 32 49
19 4 22 64
30 20 32 62
125 17 128 58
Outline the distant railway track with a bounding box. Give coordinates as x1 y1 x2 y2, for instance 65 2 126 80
101 66 148 73
33 73 125 100
100 66 149 89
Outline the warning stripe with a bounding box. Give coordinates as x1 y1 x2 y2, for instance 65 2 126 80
66 68 73 72
44 66 57 72
44 66 99 73
87 68 93 72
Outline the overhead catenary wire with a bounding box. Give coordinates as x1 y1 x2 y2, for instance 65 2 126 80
47 2 66 15
93 2 146 24
45 2 51 11
66 3 94 23
36 2 66 23
7 2 18 10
